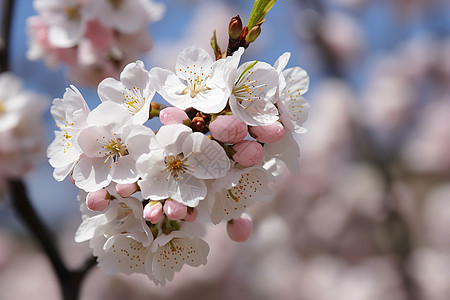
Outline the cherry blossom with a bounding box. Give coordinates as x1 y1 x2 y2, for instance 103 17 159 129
136 124 231 207
98 60 155 124
33 0 94 48
150 46 243 113
72 101 155 192
147 223 209 286
0 73 48 180
206 166 274 224
274 52 311 134
229 60 279 126
92 0 165 34
47 85 90 181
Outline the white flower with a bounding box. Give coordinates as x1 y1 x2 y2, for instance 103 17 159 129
229 60 279 126
93 0 165 34
274 52 310 134
0 73 48 178
75 185 153 275
137 124 231 207
150 46 243 113
33 0 94 48
206 166 274 224
98 60 155 125
0 72 28 131
72 101 155 192
47 85 90 181
147 223 209 286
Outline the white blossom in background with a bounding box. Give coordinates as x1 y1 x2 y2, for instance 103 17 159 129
27 0 165 86
92 0 164 34
0 73 48 183
33 0 95 48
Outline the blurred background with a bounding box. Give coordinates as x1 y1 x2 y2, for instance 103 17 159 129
1 0 450 299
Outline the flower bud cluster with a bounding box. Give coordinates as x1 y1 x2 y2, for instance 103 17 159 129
0 73 48 193
49 45 310 285
26 0 165 86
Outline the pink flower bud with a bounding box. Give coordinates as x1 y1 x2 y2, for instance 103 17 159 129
86 189 111 211
250 122 285 143
183 207 198 222
143 201 164 224
115 182 139 198
163 199 187 220
160 107 189 125
209 115 247 144
227 214 253 242
232 140 263 167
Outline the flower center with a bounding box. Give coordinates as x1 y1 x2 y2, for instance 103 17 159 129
0 101 4 114
103 138 129 164
232 61 267 109
122 87 145 116
65 5 80 21
182 75 211 98
109 0 123 10
162 153 193 180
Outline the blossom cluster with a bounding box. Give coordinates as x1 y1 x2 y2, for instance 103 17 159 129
26 0 165 86
0 73 48 194
48 46 310 285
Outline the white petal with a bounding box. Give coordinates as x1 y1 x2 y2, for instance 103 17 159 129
149 237 209 286
175 46 213 80
274 52 291 73
149 67 192 110
111 155 139 184
172 174 207 207
73 156 113 192
210 168 273 224
282 66 310 96
183 133 230 179
122 124 156 159
75 214 108 243
86 101 131 127
229 94 279 126
47 130 81 168
136 151 170 200
98 235 148 275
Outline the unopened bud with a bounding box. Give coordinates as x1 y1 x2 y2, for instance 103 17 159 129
143 201 164 224
229 15 243 39
183 207 198 222
249 122 285 143
209 115 247 144
232 140 263 167
86 189 111 211
115 182 139 198
227 214 252 242
245 25 261 44
163 199 187 220
160 107 189 125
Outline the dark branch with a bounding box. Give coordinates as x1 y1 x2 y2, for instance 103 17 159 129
0 0 14 73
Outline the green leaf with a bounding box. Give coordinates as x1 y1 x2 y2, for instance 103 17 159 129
247 0 276 30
